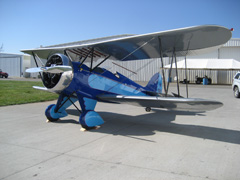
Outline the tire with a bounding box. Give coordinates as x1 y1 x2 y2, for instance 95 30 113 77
0 75 2 78
234 86 240 98
5 75 8 78
45 104 59 122
145 107 151 112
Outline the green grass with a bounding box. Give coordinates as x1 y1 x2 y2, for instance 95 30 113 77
0 81 58 106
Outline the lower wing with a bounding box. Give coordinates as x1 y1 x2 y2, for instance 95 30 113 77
97 95 223 112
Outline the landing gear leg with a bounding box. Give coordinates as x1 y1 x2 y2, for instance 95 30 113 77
45 93 78 122
77 95 104 130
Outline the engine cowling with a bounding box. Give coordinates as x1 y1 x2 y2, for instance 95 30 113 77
43 54 73 93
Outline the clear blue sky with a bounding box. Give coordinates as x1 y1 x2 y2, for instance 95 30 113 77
0 0 239 54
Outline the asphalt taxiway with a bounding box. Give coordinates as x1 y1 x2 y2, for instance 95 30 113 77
0 84 240 180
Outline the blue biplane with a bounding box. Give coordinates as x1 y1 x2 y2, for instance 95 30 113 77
22 25 232 129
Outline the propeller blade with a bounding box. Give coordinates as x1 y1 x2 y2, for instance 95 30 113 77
26 66 72 74
26 67 43 73
45 65 72 73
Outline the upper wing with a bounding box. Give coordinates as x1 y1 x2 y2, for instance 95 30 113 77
98 94 223 112
21 25 232 61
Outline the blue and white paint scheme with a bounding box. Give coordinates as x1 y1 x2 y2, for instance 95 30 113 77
22 25 231 129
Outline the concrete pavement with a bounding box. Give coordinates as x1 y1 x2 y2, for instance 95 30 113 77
0 84 240 180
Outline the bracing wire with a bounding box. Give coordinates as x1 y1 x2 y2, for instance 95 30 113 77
80 37 157 94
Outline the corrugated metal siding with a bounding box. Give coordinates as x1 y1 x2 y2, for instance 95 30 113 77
187 50 218 59
100 58 169 81
178 69 218 84
219 47 240 61
93 58 165 81
217 70 239 84
88 54 240 84
0 55 22 77
224 38 240 47
100 58 239 84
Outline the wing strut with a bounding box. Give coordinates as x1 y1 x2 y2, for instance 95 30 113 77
166 50 174 95
165 48 181 97
32 52 43 81
77 47 94 68
90 47 94 70
185 56 189 98
183 35 192 98
64 49 74 62
158 37 167 96
92 54 111 72
54 92 82 114
174 48 180 97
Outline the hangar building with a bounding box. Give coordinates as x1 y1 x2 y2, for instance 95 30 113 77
29 37 240 84
0 53 31 78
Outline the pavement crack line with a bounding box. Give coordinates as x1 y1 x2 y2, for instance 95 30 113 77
0 154 62 180
61 153 217 180
0 123 140 180
0 123 217 180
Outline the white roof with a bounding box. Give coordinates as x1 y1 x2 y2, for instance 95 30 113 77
164 59 240 70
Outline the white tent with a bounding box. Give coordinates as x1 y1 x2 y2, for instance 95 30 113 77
163 59 240 84
164 59 240 70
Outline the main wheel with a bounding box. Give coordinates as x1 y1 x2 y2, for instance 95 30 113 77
45 104 59 122
79 110 104 130
234 86 240 98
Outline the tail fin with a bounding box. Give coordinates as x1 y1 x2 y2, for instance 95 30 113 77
145 73 162 93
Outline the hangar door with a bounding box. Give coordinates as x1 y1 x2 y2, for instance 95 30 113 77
0 56 22 77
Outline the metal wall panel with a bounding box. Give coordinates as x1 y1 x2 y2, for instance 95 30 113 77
101 58 169 81
177 69 218 84
0 56 21 77
187 50 218 59
217 70 239 84
101 56 239 84
219 47 240 61
224 38 240 47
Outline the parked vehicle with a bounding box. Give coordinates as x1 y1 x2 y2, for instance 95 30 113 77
232 72 240 98
0 69 8 78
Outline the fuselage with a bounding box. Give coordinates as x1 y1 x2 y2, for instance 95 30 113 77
63 62 148 101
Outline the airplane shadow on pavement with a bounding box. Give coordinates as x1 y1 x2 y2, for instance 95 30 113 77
61 109 240 145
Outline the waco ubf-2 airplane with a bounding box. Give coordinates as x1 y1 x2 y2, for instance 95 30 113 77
22 25 232 130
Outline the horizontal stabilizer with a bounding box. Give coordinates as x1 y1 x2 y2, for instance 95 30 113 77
26 66 72 74
98 95 223 112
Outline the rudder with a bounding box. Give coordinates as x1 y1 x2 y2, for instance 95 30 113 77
145 73 162 93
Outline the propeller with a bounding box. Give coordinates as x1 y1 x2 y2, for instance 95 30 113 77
26 53 73 90
26 65 72 73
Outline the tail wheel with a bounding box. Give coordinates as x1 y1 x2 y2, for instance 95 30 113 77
145 107 152 112
234 86 240 98
45 104 59 122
